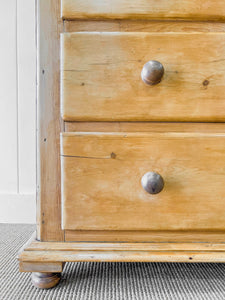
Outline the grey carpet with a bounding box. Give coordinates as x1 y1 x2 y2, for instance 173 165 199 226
1 224 225 300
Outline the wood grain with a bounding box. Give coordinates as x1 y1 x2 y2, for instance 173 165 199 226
65 122 225 133
20 249 225 263
64 20 225 33
20 0 225 268
36 0 64 241
19 236 225 264
62 0 225 21
61 132 225 231
26 241 225 252
65 230 225 243
61 32 225 122
19 262 63 273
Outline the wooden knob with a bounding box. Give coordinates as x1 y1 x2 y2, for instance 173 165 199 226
141 172 164 194
141 60 164 85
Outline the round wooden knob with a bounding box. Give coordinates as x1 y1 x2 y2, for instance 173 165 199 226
141 172 164 194
141 60 164 85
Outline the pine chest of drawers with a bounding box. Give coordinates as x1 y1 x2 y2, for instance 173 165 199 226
19 0 225 289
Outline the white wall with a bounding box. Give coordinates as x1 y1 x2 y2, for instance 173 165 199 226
0 0 36 223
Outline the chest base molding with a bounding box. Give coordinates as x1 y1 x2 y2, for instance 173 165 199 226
19 231 225 273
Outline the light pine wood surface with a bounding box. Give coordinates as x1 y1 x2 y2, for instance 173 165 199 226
25 239 225 252
65 122 225 133
19 0 225 282
62 0 225 21
64 20 225 33
61 132 225 231
61 32 225 122
36 0 64 241
19 262 63 273
65 230 225 243
18 234 225 264
20 250 225 263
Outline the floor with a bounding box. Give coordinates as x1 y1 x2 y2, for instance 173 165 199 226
1 224 225 300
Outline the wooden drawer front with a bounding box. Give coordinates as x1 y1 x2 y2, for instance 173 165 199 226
62 0 225 21
61 32 225 122
61 132 225 231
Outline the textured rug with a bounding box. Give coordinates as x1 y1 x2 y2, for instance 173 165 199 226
1 224 225 300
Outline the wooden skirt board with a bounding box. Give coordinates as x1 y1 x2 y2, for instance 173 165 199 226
61 131 225 231
61 0 225 21
61 32 225 122
19 234 225 265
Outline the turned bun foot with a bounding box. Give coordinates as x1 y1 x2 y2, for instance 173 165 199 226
31 272 61 289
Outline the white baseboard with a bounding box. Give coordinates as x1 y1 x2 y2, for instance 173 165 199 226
0 194 36 223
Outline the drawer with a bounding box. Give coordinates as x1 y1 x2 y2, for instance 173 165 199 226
61 131 225 231
62 0 225 21
61 32 225 122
